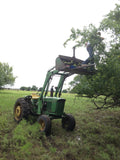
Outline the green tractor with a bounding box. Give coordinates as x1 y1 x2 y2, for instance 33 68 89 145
14 53 94 136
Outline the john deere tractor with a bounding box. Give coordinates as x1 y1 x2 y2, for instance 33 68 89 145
14 50 94 136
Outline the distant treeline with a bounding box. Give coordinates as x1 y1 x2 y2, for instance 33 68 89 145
1 86 68 93
20 86 68 93
20 85 39 91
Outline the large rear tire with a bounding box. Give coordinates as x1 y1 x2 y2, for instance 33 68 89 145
62 114 76 131
14 98 31 122
37 115 51 136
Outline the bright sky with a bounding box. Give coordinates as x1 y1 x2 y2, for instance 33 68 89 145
0 0 119 89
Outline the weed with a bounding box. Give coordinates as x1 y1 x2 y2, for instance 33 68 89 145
49 147 57 153
96 151 110 160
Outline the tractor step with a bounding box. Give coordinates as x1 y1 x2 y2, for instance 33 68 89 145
56 55 95 75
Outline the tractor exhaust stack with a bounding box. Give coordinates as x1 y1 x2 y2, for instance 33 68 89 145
73 46 76 58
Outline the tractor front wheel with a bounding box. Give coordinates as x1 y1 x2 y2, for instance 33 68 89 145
62 114 76 131
37 115 51 136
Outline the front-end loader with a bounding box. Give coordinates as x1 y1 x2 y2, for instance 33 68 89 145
14 49 94 136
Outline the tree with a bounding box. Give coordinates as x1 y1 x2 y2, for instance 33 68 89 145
20 86 27 91
100 4 120 44
31 85 38 91
26 87 31 91
38 87 43 91
0 62 16 87
65 4 120 109
62 89 68 93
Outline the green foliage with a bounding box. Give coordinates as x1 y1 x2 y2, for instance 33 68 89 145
0 62 16 87
20 86 31 91
38 87 43 91
20 85 38 91
100 4 120 43
31 85 38 91
64 24 105 53
62 89 68 93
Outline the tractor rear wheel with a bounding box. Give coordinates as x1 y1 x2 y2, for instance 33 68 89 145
14 98 31 122
37 115 51 136
62 114 76 131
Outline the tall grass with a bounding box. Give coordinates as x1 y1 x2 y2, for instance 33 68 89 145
0 90 120 160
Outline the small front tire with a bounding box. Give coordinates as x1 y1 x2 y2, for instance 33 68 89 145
62 114 76 131
37 115 51 136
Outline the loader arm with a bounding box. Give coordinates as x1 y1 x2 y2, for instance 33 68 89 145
39 67 59 100
55 73 72 97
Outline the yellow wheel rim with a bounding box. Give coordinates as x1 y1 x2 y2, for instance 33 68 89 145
15 106 22 121
39 120 45 131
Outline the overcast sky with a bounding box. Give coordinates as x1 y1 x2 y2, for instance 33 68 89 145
0 0 119 89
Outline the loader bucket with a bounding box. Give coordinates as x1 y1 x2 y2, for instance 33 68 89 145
56 55 94 75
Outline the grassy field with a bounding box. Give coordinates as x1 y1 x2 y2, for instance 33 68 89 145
0 90 120 160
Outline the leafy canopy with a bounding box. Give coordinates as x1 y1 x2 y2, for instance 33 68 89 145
0 62 16 87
